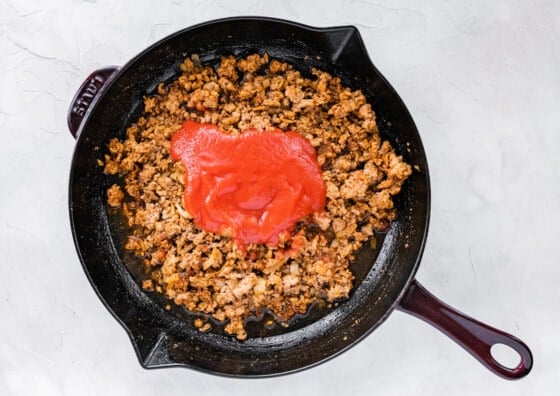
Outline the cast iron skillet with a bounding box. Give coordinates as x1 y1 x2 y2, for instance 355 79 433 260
67 17 532 378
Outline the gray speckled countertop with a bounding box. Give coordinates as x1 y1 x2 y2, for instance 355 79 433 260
1 0 559 394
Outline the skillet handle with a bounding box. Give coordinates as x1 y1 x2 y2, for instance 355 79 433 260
67 66 120 139
397 280 532 379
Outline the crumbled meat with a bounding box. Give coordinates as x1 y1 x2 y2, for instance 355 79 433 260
142 279 155 291
105 53 411 340
107 184 124 207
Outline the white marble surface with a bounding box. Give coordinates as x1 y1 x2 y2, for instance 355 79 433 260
1 0 559 394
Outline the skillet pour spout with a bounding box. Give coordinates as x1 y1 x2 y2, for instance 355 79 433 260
67 16 532 378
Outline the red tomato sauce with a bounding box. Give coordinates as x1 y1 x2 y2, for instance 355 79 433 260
170 121 326 246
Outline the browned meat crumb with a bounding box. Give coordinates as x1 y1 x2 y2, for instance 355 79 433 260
105 53 411 340
142 279 154 291
106 184 124 207
194 318 212 333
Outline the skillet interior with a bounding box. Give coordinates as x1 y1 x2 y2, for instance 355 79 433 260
69 17 430 376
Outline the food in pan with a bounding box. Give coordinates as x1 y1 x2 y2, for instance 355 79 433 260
102 53 411 339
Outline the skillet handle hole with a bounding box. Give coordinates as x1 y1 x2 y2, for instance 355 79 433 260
490 343 522 369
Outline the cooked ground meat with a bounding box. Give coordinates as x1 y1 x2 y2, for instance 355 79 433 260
106 184 124 208
103 53 411 339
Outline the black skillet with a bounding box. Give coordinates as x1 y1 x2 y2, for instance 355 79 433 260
67 17 532 378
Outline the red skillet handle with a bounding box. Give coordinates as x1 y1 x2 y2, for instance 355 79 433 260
397 280 532 379
67 66 120 139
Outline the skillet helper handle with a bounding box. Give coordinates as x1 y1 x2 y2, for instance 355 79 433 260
397 280 533 379
67 66 120 139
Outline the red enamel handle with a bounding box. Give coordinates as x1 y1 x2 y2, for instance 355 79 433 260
397 280 533 379
67 66 120 139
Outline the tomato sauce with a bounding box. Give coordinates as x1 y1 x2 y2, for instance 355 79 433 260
170 121 326 246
